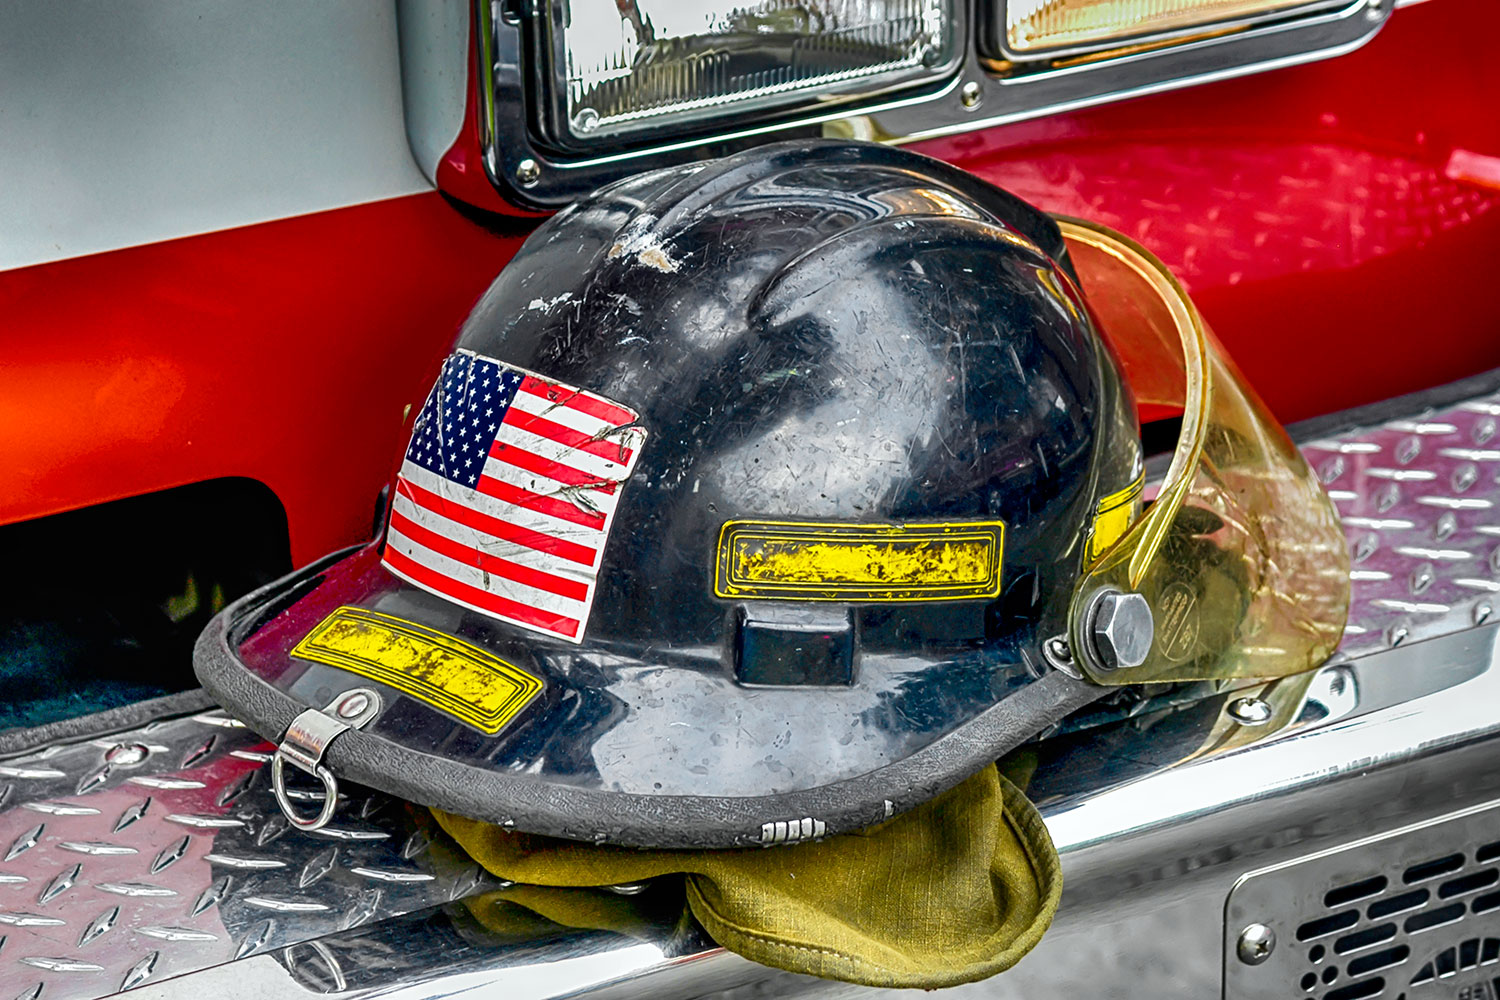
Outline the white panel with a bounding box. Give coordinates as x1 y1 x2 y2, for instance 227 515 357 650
0 0 435 272
396 0 469 183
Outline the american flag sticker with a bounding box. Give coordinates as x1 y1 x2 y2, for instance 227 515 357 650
383 350 647 644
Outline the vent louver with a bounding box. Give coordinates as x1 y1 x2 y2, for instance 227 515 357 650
1226 806 1500 998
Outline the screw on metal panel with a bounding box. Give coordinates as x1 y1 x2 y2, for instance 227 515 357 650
1086 589 1154 672
959 81 982 110
515 158 542 188
1236 923 1276 965
1227 697 1273 726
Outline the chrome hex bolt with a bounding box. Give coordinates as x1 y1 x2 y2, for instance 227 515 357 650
1086 589 1154 672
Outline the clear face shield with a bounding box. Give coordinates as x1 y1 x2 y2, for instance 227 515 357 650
1058 218 1350 686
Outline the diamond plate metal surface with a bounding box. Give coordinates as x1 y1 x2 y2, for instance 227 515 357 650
1303 392 1500 656
2 386 1500 999
0 712 500 999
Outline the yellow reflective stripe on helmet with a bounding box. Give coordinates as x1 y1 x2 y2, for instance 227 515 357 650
1089 473 1145 561
291 606 543 735
715 520 1005 602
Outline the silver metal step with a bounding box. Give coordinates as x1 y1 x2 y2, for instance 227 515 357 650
5 379 1500 1000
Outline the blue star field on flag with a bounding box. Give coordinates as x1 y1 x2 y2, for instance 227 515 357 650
405 352 525 488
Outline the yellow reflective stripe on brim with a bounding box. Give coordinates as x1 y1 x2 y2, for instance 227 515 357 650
714 520 1005 602
1089 473 1145 561
291 606 543 735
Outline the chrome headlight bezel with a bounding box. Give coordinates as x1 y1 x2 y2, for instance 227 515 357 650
472 0 1391 209
526 0 966 155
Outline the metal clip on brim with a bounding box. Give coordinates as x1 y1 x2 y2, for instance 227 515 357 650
271 688 381 832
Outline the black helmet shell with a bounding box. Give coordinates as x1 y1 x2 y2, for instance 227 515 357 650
197 141 1138 847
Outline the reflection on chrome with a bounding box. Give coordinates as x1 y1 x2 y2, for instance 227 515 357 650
555 0 953 137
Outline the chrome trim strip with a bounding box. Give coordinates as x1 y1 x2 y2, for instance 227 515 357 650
987 0 1352 64
477 0 1392 208
396 0 470 184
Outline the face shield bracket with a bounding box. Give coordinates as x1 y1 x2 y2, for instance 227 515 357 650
1057 219 1350 687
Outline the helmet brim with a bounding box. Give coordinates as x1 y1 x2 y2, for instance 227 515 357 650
194 545 1100 848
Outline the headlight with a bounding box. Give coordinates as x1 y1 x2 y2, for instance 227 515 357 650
992 0 1347 59
532 0 960 150
440 0 1391 208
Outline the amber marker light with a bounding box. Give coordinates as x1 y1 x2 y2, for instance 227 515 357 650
1005 0 1330 54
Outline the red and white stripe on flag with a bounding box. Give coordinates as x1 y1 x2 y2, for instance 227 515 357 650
382 350 647 643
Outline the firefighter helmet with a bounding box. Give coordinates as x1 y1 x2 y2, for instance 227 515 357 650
196 140 1346 847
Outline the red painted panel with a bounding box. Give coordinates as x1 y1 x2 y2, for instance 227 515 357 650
914 0 1500 423
5 0 1495 570
0 194 527 564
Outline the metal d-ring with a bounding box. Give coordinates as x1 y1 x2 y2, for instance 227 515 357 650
269 690 381 832
271 752 341 831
